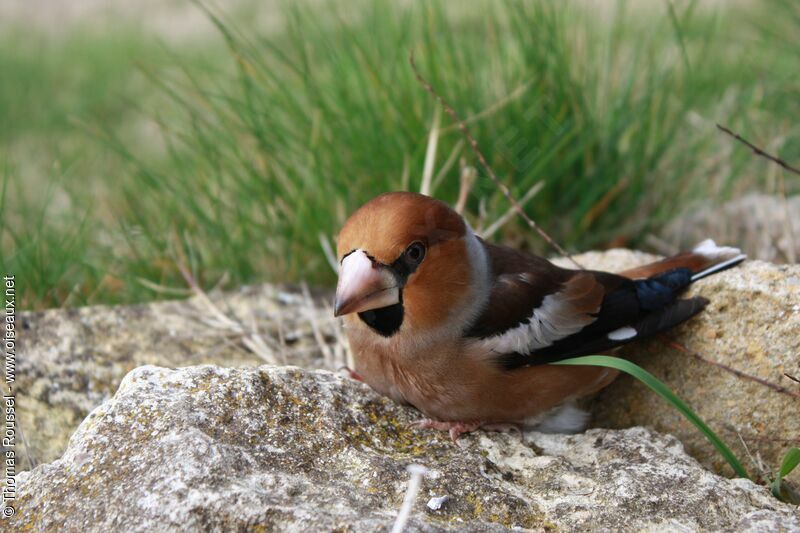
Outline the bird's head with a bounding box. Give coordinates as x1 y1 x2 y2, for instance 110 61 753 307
334 192 489 337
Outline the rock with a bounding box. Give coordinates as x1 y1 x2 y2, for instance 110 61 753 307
555 251 800 485
9 365 799 531
18 248 800 491
660 194 800 263
15 283 337 470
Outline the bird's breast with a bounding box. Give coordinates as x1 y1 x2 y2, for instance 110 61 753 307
344 317 620 423
345 322 456 408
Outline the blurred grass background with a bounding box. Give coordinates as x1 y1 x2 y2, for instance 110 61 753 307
1 0 798 310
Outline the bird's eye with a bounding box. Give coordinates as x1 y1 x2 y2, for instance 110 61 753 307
405 241 426 264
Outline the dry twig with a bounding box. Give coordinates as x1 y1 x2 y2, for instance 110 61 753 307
391 464 428 533
301 283 336 370
734 430 769 484
176 262 279 365
784 373 800 385
409 53 583 269
716 124 800 176
440 81 533 134
666 339 800 400
482 181 544 239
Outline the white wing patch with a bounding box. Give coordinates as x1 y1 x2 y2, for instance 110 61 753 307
475 291 594 354
607 326 637 340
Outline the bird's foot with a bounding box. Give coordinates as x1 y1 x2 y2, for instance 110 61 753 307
410 419 523 443
337 365 364 382
410 419 482 442
481 422 524 437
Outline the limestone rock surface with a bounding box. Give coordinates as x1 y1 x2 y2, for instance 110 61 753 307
17 249 799 490
555 251 800 483
9 365 799 532
14 283 336 470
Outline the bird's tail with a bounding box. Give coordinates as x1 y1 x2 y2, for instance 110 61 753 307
620 239 746 282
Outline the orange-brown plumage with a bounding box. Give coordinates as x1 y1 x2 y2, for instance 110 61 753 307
334 192 745 438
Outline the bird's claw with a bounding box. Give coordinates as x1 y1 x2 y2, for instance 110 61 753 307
481 422 524 436
337 365 364 382
410 419 484 443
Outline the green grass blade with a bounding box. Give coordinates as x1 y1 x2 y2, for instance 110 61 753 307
772 447 800 499
554 355 750 479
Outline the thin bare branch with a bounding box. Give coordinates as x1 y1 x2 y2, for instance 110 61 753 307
725 425 799 445
716 124 800 176
409 52 583 269
666 339 800 399
784 373 800 385
482 181 544 240
440 81 533 134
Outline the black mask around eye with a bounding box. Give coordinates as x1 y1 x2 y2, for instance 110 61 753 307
390 241 426 282
357 241 426 337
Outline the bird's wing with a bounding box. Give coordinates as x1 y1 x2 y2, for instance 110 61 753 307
465 241 705 368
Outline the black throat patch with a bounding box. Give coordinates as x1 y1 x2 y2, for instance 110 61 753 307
358 300 404 337
352 245 424 337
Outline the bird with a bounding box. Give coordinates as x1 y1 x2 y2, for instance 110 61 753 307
333 192 746 441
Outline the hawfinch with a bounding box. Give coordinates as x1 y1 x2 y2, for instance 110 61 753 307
334 192 745 440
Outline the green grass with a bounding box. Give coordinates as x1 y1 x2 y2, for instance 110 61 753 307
0 22 228 307
772 447 800 502
2 0 800 309
556 355 750 479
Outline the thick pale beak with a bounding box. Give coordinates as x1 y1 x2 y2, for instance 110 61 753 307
334 250 400 317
